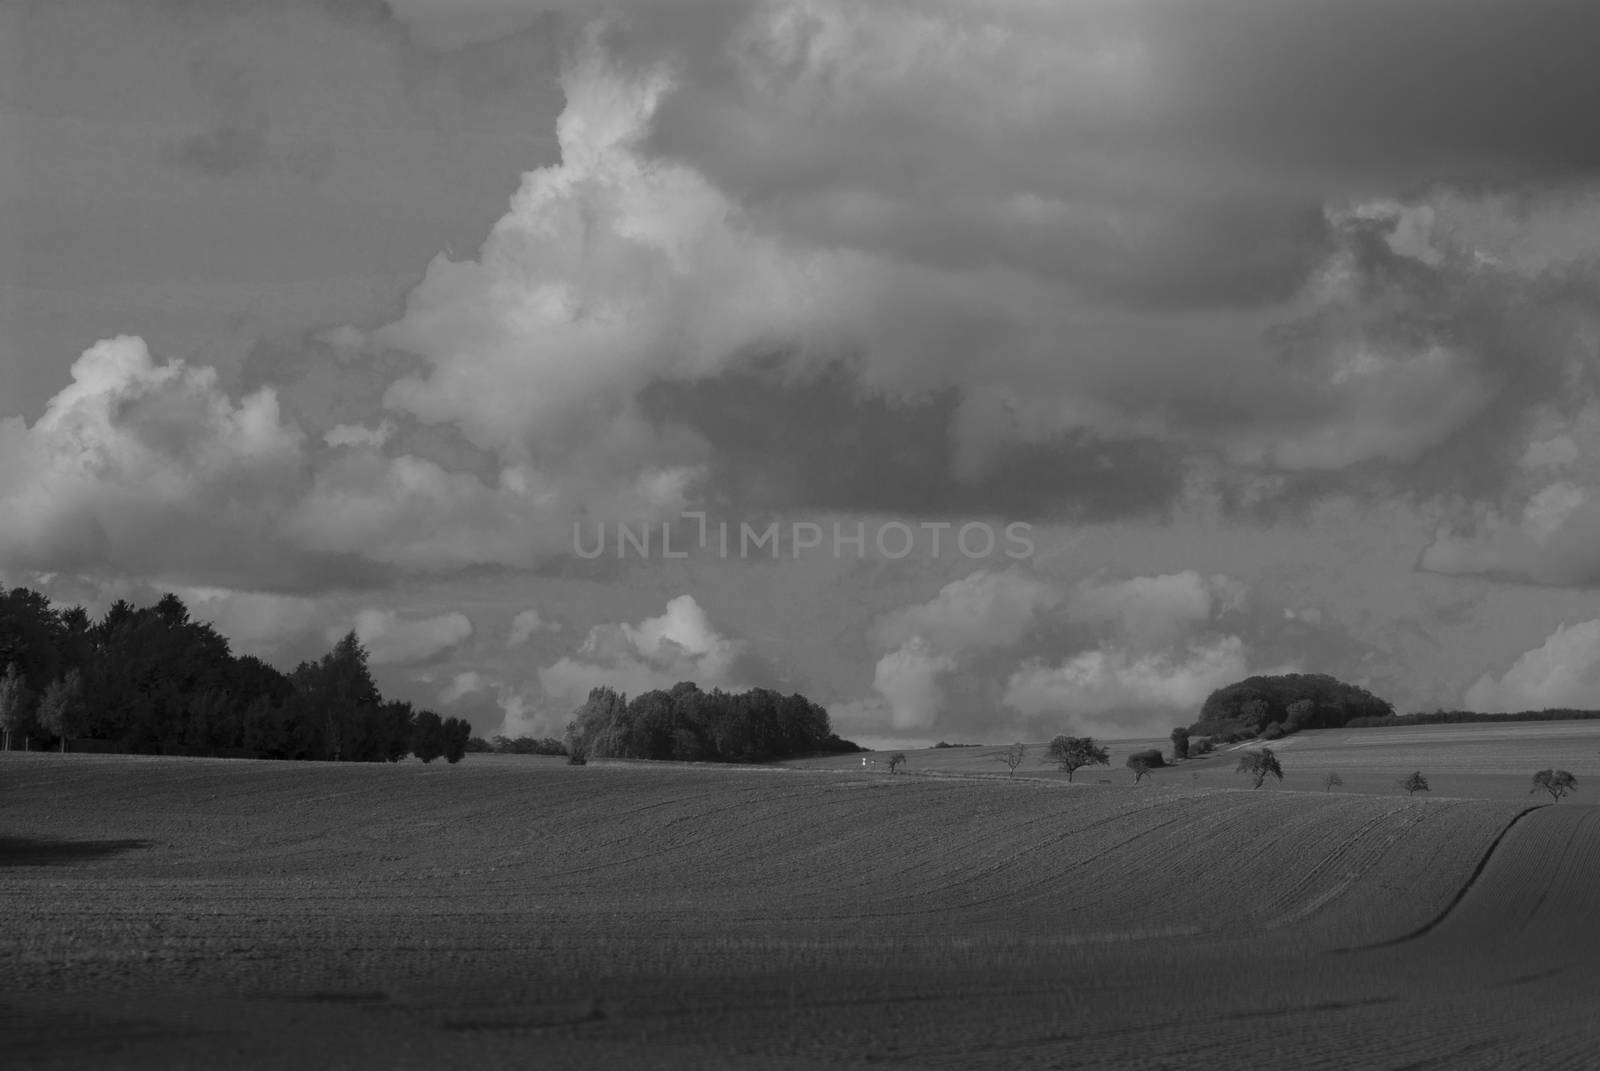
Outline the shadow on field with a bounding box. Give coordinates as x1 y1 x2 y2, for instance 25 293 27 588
0 835 152 867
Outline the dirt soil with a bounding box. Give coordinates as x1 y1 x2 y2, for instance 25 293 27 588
3 753 1597 1069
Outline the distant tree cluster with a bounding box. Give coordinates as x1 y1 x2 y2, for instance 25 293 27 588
564 682 859 764
1192 674 1394 741
481 735 569 756
1347 708 1600 729
0 587 466 763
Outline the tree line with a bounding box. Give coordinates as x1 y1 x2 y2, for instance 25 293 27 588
565 681 860 763
0 586 469 763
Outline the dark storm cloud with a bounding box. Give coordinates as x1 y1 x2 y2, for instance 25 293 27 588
642 364 1186 524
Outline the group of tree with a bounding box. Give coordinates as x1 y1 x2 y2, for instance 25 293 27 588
0 587 468 763
1039 736 1171 784
564 682 859 764
466 734 569 756
1190 674 1394 743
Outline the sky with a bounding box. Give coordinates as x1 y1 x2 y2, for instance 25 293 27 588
6 0 1600 748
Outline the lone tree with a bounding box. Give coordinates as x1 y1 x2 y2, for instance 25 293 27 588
1399 771 1430 796
887 751 907 773
1235 747 1283 789
0 663 35 752
1170 726 1190 760
1127 754 1155 784
1530 769 1578 801
1323 771 1344 792
1044 736 1110 782
994 742 1028 777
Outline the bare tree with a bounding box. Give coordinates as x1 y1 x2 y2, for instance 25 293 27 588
1530 769 1578 801
993 742 1028 776
1127 755 1154 784
1044 736 1110 782
1398 771 1430 796
1323 771 1344 792
1235 748 1283 789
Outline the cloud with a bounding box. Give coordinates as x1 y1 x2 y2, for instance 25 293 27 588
0 336 317 588
1422 403 1600 585
361 4 1600 535
1463 620 1600 712
837 565 1269 742
344 607 474 665
861 569 1061 729
538 594 747 706
507 608 559 646
1066 570 1243 651
1003 636 1252 735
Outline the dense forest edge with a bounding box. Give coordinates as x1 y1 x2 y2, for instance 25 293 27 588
0 586 853 765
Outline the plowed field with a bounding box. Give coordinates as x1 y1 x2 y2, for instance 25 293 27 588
3 753 1597 1069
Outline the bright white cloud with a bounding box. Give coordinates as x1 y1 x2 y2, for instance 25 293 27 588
1463 620 1600 712
344 607 474 665
1003 635 1252 734
538 594 745 706
0 336 309 586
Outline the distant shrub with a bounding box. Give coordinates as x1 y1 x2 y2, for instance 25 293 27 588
1170 727 1190 760
1323 771 1344 792
566 752 588 766
1190 737 1216 756
1261 723 1284 741
464 736 494 753
1398 771 1430 796
887 752 907 773
933 741 982 749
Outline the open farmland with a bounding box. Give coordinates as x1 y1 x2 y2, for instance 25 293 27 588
792 721 1600 801
3 752 1598 1069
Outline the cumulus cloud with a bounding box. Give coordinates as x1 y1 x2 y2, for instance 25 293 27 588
0 336 313 588
1066 571 1243 651
862 569 1062 729
364 3 1600 531
538 594 746 706
1463 620 1600 712
507 608 560 647
839 565 1270 741
1003 636 1252 736
344 607 474 665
